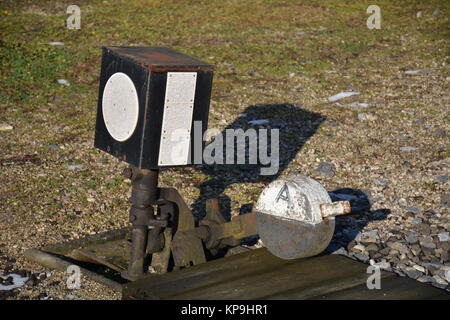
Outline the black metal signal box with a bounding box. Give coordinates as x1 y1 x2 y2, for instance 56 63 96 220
94 47 214 169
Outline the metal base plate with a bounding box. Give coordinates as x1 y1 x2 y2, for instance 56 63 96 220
24 228 132 291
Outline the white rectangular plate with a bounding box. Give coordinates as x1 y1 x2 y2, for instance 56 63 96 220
158 72 197 166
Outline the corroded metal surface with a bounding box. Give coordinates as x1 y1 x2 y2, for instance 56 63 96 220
159 188 207 268
320 200 351 218
208 211 257 241
105 47 214 72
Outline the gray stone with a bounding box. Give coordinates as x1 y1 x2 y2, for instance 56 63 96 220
415 223 431 235
420 241 436 249
417 275 435 283
67 164 84 170
347 240 357 251
370 252 383 259
353 253 370 262
365 243 379 252
437 232 450 242
410 245 421 256
373 178 390 186
431 282 448 289
362 230 379 240
393 268 404 276
387 242 408 254
315 162 335 178
432 129 446 136
440 194 450 208
371 260 391 270
327 89 350 99
361 237 378 244
419 235 433 243
435 175 448 184
406 207 422 214
412 217 422 224
421 262 444 271
403 268 423 279
395 135 411 142
248 119 269 125
353 244 366 252
361 229 380 242
330 247 348 256
421 247 435 258
358 113 378 121
47 144 60 150
405 233 419 244
400 146 418 152
439 250 449 261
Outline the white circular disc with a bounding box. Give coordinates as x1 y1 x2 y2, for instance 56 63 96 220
102 72 139 142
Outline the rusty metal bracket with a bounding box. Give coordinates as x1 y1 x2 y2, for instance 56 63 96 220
200 199 257 252
200 198 228 251
159 188 207 268
170 198 258 258
150 228 173 274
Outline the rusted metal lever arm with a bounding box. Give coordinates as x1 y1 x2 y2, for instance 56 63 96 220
173 213 258 250
204 200 351 242
174 199 352 256
188 201 352 246
205 212 257 241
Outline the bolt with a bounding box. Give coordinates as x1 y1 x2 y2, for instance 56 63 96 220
320 201 351 218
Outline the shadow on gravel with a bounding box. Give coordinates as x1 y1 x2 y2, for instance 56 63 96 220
325 187 391 256
189 104 391 258
191 103 325 221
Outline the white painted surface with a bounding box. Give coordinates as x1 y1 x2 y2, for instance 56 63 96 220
255 176 332 225
328 91 360 102
164 72 197 103
158 72 197 166
102 72 139 142
255 176 336 260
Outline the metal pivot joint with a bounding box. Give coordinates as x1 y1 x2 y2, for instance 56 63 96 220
122 166 160 281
